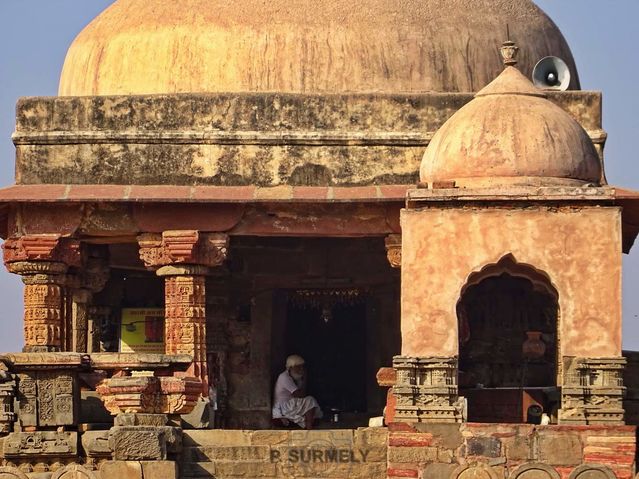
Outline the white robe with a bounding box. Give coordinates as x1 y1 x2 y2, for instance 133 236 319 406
272 370 322 427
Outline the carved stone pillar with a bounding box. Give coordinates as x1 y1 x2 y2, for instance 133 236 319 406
159 266 208 389
3 235 82 353
138 231 229 395
560 356 626 425
68 248 110 353
392 356 463 423
385 234 401 269
7 262 67 352
71 289 91 353
89 306 114 352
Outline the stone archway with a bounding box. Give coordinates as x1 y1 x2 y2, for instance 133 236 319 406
457 255 560 423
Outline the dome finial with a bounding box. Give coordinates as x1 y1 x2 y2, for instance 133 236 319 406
500 25 519 67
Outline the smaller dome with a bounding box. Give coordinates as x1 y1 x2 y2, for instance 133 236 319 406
420 66 602 188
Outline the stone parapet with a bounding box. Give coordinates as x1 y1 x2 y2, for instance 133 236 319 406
560 356 626 425
391 356 463 423
12 92 603 187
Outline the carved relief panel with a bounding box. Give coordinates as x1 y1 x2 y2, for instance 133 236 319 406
16 372 77 428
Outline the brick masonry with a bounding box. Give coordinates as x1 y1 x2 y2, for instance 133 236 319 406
386 423 636 479
138 424 639 479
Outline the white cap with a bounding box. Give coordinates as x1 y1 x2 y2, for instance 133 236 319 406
286 354 305 369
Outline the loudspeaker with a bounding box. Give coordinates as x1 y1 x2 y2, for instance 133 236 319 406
532 56 571 91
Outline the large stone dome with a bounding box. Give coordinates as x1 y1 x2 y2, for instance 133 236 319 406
59 0 580 96
420 66 602 188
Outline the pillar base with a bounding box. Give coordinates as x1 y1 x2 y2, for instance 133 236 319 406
391 356 463 423
560 357 626 425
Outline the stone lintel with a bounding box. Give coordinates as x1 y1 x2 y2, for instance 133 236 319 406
156 264 210 277
89 352 193 371
0 352 88 370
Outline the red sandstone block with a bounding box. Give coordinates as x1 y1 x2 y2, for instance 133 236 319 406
128 185 192 200
192 186 255 201
68 184 128 200
585 445 636 454
0 184 68 201
389 433 434 447
332 186 378 200
388 423 418 433
387 467 418 478
376 367 397 387
555 467 573 479
550 425 636 433
378 185 410 199
292 186 329 200
612 470 633 479
583 453 635 465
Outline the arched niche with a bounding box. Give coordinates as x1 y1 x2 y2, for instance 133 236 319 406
457 254 560 423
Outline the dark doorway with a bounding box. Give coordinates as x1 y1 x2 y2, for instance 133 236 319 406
458 271 559 423
285 300 367 414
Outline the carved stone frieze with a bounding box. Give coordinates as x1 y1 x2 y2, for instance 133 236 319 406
384 234 402 268
137 231 228 269
3 432 78 458
95 376 201 416
392 356 463 423
107 425 181 461
560 356 626 425
0 364 17 435
9 358 81 429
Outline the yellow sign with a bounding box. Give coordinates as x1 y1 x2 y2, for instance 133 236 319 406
120 308 165 353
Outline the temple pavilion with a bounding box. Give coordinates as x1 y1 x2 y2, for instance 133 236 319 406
0 1 638 478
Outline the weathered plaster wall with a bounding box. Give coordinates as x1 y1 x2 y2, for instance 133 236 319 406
13 92 602 186
400 206 622 359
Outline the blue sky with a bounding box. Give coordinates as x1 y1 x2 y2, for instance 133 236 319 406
0 1 638 351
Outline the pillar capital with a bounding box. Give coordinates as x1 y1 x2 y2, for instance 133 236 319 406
385 234 401 269
156 265 210 277
3 235 81 268
6 261 68 281
138 231 228 270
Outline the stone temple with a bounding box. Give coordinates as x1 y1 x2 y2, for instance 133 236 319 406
1 0 639 478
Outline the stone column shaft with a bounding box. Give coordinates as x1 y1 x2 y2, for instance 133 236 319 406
3 235 83 353
71 289 92 353
9 262 68 352
159 266 209 394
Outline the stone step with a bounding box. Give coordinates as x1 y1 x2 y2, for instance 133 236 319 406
181 459 387 479
182 444 388 463
183 445 272 462
181 460 277 478
182 428 363 447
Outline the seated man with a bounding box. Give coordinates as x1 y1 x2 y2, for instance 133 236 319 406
272 355 322 429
